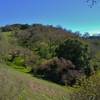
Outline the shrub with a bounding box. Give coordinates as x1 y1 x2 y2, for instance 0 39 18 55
8 47 39 69
71 73 100 100
35 57 84 86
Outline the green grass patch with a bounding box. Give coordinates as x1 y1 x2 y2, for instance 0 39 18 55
0 63 73 100
7 62 30 73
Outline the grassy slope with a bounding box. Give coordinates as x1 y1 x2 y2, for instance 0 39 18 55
0 64 73 100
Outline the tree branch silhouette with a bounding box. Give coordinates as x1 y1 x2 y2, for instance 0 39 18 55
86 0 97 8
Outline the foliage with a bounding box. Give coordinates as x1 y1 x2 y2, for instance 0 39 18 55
0 32 9 62
14 24 75 59
8 47 39 69
0 23 100 99
0 23 100 87
35 57 84 86
55 39 92 76
71 73 100 100
1 24 29 32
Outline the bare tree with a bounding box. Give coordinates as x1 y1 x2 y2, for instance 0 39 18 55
86 0 97 8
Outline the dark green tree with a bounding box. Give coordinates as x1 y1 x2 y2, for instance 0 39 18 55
55 39 91 75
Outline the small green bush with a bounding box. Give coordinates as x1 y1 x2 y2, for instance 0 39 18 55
71 73 100 100
13 57 24 66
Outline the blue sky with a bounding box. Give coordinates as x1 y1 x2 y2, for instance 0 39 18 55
0 0 100 34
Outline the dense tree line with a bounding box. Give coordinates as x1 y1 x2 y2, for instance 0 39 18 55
1 24 29 32
0 24 99 86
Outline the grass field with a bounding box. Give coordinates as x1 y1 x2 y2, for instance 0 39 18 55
0 63 73 100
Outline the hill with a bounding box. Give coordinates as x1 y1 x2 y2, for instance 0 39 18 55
0 23 100 100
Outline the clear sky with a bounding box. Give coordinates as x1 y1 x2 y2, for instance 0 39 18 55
0 0 100 34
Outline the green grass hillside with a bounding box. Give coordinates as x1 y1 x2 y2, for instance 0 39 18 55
0 64 72 100
0 24 100 100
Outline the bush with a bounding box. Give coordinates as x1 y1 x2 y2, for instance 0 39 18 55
35 57 84 86
71 73 100 100
8 47 39 69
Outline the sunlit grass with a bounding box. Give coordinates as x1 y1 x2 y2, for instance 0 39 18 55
0 64 73 100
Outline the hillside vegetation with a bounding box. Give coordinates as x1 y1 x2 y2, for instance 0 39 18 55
0 24 100 100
